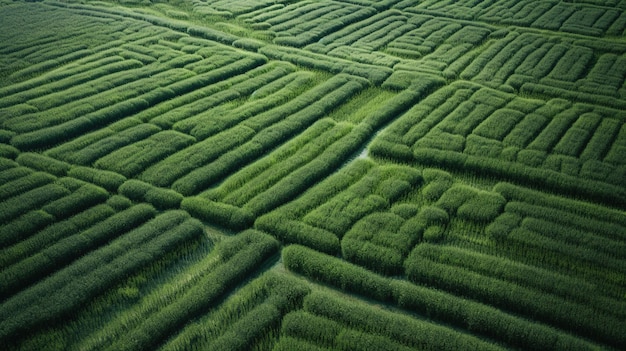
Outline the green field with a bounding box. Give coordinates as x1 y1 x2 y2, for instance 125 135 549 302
1 0 625 350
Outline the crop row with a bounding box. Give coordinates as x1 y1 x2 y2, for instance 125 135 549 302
435 184 506 221
205 119 353 211
342 180 508 274
162 270 309 351
259 45 392 85
411 244 625 319
181 118 367 230
119 179 183 210
185 71 305 130
305 160 422 235
254 159 374 253
189 0 285 16
342 211 425 275
486 182 626 293
279 289 503 351
167 74 368 196
390 36 492 81
168 63 305 138
201 119 340 204
370 81 626 206
0 22 199 113
249 85 451 246
45 59 280 165
316 10 416 53
246 1 377 48
101 230 280 351
251 79 441 225
0 178 71 225
0 203 155 301
494 182 626 231
397 0 493 20
94 130 196 178
487 211 626 286
349 13 491 63
0 210 204 344
0 37 150 98
282 245 601 350
397 0 626 36
0 4 141 86
405 245 626 347
52 121 163 166
513 206 626 259
458 31 626 104
33 229 246 350
520 82 626 111
6 58 155 115
0 56 140 108
256 160 447 262
0 180 110 265
298 9 494 75
256 159 423 254
47 1 240 45
8 76 179 151
2 8 273 152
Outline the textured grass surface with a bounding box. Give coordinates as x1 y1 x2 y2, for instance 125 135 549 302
1 1 625 350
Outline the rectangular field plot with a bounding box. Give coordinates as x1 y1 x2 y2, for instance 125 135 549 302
1 30 269 151
189 0 294 16
142 72 368 196
0 4 146 87
371 81 626 207
241 0 378 48
256 159 422 256
396 0 626 36
256 158 626 349
457 31 626 106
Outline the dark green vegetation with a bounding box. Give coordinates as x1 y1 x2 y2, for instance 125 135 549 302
1 0 625 350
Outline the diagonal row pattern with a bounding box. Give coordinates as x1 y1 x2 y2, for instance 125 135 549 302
0 0 624 350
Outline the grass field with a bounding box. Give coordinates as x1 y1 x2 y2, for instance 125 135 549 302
1 0 625 350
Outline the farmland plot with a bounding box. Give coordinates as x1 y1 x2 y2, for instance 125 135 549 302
371 81 626 205
0 0 625 350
